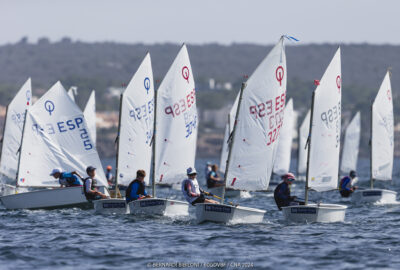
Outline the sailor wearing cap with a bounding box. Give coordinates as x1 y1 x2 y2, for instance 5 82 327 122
182 167 219 205
82 166 108 201
50 168 83 187
274 172 302 210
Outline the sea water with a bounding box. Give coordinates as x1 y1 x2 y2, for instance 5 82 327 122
1 158 400 269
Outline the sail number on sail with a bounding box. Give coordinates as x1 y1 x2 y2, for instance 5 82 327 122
129 98 155 144
320 101 341 148
11 111 27 125
31 116 93 150
129 99 154 122
164 88 197 138
249 93 286 146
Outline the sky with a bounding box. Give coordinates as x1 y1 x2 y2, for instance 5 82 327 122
0 0 399 45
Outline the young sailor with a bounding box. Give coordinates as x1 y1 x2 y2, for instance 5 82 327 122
274 173 302 210
339 170 358 197
206 164 225 188
182 167 218 205
125 170 152 203
105 165 114 186
83 166 108 201
50 168 83 187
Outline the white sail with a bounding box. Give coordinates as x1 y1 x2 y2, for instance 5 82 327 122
340 111 360 174
273 98 294 175
226 37 286 191
17 81 107 187
67 88 76 102
83 90 96 146
372 72 393 180
219 93 239 172
0 78 32 182
298 110 310 175
308 48 341 192
118 53 154 186
155 44 198 184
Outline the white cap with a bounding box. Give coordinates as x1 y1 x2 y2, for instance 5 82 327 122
50 168 61 176
186 167 197 175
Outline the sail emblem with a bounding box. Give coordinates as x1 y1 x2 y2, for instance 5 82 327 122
387 90 391 101
336 75 341 92
182 66 190 83
275 66 284 86
144 77 150 94
26 90 31 105
44 100 55 116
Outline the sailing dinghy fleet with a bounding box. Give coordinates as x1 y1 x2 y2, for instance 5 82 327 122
0 37 399 224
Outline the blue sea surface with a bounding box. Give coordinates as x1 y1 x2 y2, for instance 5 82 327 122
1 158 400 270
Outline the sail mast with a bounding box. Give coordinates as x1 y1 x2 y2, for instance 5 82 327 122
305 91 316 205
15 109 28 188
370 101 373 189
221 82 246 203
151 89 157 198
114 94 123 198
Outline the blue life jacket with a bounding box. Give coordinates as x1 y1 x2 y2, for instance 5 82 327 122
60 172 82 187
340 176 351 191
126 179 147 203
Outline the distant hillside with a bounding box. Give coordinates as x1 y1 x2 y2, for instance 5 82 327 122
0 38 399 158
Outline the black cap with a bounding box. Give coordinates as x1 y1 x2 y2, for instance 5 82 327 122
349 170 356 178
86 166 96 174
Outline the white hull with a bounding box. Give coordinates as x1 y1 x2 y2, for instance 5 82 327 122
93 198 127 214
128 198 189 216
352 189 397 204
282 203 347 223
208 186 244 198
195 203 265 224
0 186 90 210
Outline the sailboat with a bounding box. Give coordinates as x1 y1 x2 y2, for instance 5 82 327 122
273 98 294 176
83 90 97 147
94 53 154 214
352 71 397 204
296 109 310 181
282 48 347 223
196 37 288 224
127 45 197 216
0 78 32 195
340 111 360 175
0 81 108 210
